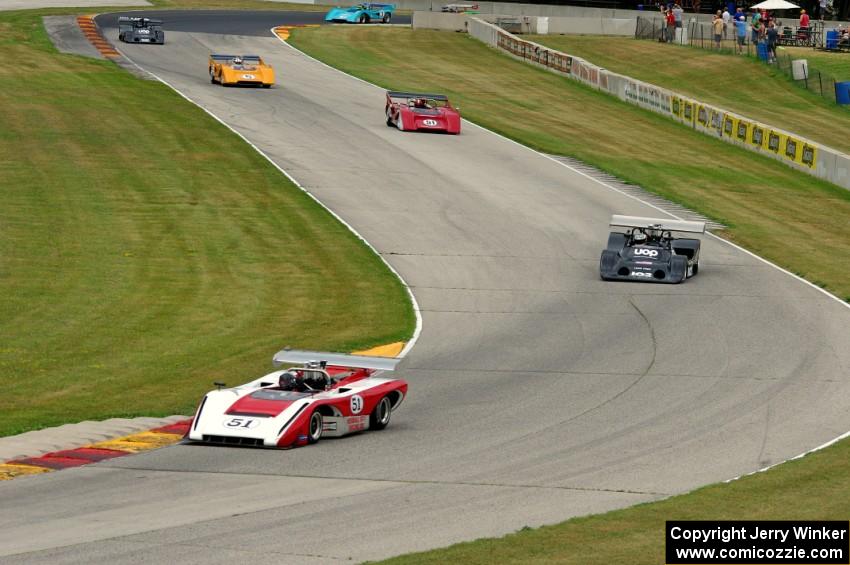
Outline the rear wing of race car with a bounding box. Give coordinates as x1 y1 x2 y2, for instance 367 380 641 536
118 16 163 24
272 349 400 371
610 215 706 234
366 3 396 8
210 54 263 63
387 91 449 101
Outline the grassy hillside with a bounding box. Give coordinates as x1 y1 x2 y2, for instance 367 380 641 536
528 35 850 154
0 10 413 436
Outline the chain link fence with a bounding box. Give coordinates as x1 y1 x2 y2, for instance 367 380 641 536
635 16 842 104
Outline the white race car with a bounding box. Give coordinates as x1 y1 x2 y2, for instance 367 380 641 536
187 350 407 448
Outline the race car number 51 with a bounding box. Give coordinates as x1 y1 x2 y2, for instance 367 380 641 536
350 395 364 415
224 417 259 429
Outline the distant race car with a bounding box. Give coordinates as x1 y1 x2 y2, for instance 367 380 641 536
385 91 462 134
208 54 274 88
325 3 395 23
118 16 164 44
441 3 480 12
187 350 407 448
599 215 706 283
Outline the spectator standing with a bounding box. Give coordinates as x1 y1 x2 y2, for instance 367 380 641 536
722 7 731 38
735 14 747 54
735 6 745 22
750 9 761 43
712 13 724 49
818 0 828 20
666 8 677 42
766 21 778 61
673 2 684 29
799 9 810 40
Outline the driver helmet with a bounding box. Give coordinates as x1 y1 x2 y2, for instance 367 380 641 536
278 370 299 391
633 231 648 244
414 98 427 108
232 57 243 65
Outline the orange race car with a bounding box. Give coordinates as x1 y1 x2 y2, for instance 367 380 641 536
208 54 274 88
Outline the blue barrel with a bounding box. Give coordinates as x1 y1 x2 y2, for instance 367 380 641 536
826 29 839 49
757 42 769 61
836 81 850 105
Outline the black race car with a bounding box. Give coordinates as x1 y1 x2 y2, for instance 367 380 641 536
118 17 165 44
600 215 706 284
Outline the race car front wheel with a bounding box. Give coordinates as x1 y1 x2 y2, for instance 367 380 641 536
370 396 392 430
308 411 323 443
359 14 369 23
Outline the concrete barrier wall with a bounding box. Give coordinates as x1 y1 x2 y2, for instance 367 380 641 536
545 16 636 35
464 17 850 191
424 13 636 35
412 11 468 31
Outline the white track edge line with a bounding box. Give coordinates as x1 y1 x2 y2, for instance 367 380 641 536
109 30 422 360
274 27 850 480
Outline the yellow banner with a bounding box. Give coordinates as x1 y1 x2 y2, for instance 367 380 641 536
722 114 737 139
750 124 766 149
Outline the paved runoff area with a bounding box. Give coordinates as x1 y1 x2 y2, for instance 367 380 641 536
1 11 849 565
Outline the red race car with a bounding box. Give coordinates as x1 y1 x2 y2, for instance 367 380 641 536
385 91 461 134
187 350 407 448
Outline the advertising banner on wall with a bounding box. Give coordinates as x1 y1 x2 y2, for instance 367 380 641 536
480 18 833 183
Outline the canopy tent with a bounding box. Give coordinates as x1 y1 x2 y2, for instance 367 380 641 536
750 0 800 9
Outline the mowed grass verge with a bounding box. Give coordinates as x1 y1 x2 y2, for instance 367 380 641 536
288 26 850 564
371 439 850 565
289 26 850 302
527 35 850 155
0 11 413 437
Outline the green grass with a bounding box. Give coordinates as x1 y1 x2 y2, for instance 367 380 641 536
146 0 332 10
525 35 850 154
0 11 414 436
289 26 850 303
781 45 850 80
370 439 850 564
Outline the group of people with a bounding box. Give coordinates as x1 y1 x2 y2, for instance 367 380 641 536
712 7 782 59
660 2 685 42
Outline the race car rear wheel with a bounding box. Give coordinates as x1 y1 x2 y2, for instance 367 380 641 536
382 13 391 23
370 396 392 430
308 411 323 444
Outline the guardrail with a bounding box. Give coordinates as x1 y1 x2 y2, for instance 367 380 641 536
466 16 850 192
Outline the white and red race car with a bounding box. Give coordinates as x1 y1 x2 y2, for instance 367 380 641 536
385 91 461 134
187 350 406 448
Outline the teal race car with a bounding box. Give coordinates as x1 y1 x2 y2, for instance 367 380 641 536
324 3 395 23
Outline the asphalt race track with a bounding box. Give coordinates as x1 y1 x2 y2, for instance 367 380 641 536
96 10 412 34
2 11 850 564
